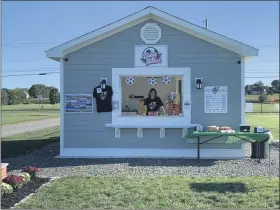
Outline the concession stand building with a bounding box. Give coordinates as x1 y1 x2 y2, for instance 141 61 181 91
46 6 258 158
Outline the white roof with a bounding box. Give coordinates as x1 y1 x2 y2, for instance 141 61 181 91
46 6 258 61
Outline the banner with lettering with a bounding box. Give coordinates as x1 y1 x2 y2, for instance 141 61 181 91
134 45 168 67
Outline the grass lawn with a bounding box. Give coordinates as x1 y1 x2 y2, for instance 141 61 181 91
252 103 279 113
1 104 60 125
16 176 279 209
246 113 279 140
1 126 59 159
246 94 279 102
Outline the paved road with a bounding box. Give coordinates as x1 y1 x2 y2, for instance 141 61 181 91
2 118 60 137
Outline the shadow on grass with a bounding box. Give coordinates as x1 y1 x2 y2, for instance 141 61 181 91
190 182 247 193
1 177 50 209
29 115 52 116
1 137 59 159
2 109 59 112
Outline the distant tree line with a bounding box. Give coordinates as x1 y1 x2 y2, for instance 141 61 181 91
1 84 60 105
245 79 279 103
245 80 279 95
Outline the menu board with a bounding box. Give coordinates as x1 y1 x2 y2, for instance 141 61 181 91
204 86 228 113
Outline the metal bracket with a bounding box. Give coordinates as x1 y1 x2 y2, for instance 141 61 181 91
137 128 143 138
115 128 120 138
160 128 165 138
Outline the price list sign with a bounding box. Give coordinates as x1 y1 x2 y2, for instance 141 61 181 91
204 86 228 113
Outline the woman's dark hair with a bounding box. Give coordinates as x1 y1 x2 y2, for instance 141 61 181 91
148 88 157 98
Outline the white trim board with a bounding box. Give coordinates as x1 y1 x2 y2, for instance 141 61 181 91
241 57 246 157
59 58 64 154
46 6 258 61
57 148 244 159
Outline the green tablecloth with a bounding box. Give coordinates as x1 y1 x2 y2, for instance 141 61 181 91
187 131 270 144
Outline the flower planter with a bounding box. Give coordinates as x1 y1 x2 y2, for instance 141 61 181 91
1 163 9 179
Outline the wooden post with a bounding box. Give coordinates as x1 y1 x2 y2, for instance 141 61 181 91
38 103 40 116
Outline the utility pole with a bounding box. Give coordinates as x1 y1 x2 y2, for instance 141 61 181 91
203 18 208 29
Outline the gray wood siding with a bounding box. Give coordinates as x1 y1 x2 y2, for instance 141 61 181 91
63 19 241 149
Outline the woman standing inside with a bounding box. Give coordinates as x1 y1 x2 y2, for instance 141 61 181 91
140 88 165 116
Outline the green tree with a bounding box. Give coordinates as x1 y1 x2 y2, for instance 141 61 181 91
271 80 280 88
13 88 29 103
49 88 60 106
258 94 268 103
245 85 250 94
268 87 274 95
28 84 49 98
253 81 264 93
7 90 18 105
1 88 9 105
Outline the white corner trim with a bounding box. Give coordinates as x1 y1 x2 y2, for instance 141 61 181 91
240 57 245 158
58 148 244 159
241 57 245 124
46 7 258 60
60 58 64 154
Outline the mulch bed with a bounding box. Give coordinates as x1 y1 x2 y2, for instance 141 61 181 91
1 177 50 209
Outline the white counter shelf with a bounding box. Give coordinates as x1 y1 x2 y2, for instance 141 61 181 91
105 123 197 138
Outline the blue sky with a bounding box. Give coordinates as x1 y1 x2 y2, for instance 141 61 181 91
2 1 279 90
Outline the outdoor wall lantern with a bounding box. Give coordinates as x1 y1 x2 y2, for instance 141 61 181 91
100 78 107 89
195 78 203 89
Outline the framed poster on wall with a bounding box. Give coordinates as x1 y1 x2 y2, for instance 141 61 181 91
65 94 93 113
134 45 168 67
204 86 228 113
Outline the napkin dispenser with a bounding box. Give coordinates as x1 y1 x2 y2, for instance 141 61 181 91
254 126 265 133
240 124 250 132
195 124 204 132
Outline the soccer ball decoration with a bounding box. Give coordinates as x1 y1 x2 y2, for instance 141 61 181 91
148 78 157 86
126 77 135 85
162 76 171 84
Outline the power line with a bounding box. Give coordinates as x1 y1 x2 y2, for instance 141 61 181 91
246 69 279 72
1 72 60 77
245 76 279 78
246 72 279 74
3 69 59 72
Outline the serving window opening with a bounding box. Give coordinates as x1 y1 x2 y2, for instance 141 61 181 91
121 75 183 116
